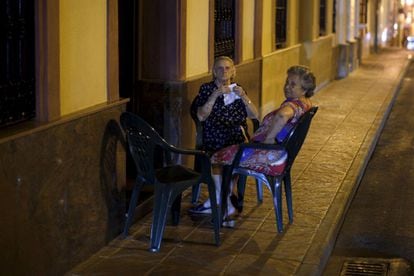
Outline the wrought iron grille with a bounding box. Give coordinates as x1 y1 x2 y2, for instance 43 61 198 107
319 0 327 36
275 0 287 49
360 0 368 24
214 0 235 58
0 0 35 128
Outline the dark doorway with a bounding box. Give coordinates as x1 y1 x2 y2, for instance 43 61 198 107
118 1 154 209
118 0 136 181
118 0 137 103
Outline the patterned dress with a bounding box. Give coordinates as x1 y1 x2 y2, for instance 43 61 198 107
211 99 311 176
191 81 249 154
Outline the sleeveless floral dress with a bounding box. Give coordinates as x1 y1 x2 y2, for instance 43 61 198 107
211 99 311 176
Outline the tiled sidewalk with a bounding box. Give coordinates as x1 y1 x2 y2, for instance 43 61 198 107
69 48 411 276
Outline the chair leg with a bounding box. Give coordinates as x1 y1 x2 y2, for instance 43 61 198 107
270 176 283 233
221 165 233 219
149 187 171 252
191 183 201 204
256 179 263 203
123 182 143 237
236 175 247 212
284 172 293 224
205 176 221 246
192 156 203 204
171 193 182 226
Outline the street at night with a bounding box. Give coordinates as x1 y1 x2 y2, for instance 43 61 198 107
323 58 414 275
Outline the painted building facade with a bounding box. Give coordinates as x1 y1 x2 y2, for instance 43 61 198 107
0 0 402 274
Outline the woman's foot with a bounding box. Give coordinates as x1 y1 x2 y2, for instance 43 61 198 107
230 193 243 213
189 196 239 216
224 198 238 217
189 204 211 215
222 200 238 228
189 200 212 215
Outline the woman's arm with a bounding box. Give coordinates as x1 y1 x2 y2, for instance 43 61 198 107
233 86 259 119
242 96 259 119
262 105 294 144
197 87 229 121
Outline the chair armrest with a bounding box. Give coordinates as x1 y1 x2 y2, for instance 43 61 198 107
159 141 206 156
157 138 212 168
238 142 284 151
162 142 213 181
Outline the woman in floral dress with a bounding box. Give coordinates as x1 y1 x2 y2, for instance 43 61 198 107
210 65 316 210
189 56 258 215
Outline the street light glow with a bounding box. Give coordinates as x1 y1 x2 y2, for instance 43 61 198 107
407 13 413 24
382 28 388 43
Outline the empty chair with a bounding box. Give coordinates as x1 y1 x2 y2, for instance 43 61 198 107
228 106 318 232
120 112 221 252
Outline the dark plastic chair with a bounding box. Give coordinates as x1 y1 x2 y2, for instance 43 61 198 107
189 100 260 207
120 112 221 252
228 106 318 232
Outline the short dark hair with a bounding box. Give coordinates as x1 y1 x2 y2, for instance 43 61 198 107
287 65 316 98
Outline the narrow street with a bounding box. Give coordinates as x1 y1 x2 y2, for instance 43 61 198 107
323 60 414 275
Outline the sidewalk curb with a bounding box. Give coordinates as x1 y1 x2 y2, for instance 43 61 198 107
296 55 412 276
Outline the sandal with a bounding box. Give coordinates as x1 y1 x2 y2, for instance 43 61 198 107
189 204 212 215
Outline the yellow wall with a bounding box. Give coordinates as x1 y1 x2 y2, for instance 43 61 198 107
186 0 209 78
60 0 107 115
326 0 334 35
261 46 301 117
261 0 273 55
241 0 255 61
315 36 334 85
261 37 333 118
299 0 318 42
255 0 334 117
288 0 299 47
301 36 333 87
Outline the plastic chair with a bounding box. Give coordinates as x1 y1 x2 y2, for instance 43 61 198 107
120 112 221 252
189 100 260 208
228 106 318 232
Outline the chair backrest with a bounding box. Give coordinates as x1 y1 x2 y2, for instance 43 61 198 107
120 112 169 185
190 100 204 150
283 106 318 170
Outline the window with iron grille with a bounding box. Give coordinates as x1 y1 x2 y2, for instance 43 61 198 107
360 0 368 24
275 0 287 49
214 0 235 58
332 0 336 33
0 0 35 128
319 0 326 36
